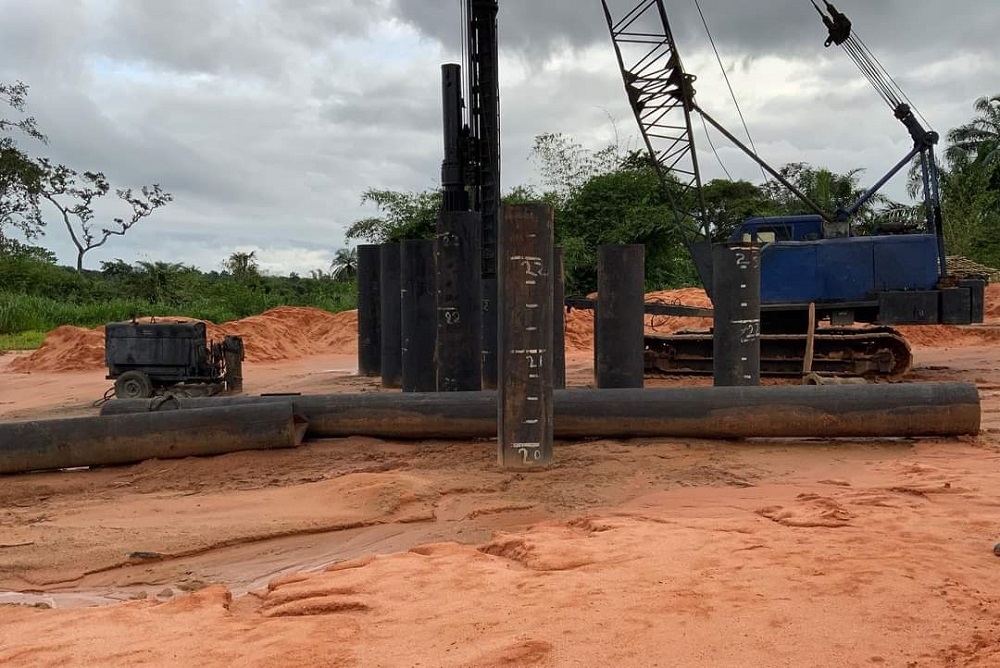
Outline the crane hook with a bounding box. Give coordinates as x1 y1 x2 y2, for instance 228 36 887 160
810 0 852 47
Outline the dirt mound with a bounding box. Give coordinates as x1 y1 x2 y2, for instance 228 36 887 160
897 324 1000 348
13 325 106 373
644 287 712 309
218 307 358 363
985 284 1000 320
10 307 359 373
564 308 594 353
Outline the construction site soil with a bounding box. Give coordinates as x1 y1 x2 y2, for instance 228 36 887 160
2 287 1000 667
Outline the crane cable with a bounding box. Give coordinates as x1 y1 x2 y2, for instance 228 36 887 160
692 0 768 185
847 29 932 129
809 0 931 129
700 114 733 181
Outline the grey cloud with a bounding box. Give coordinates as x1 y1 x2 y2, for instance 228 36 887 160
392 0 1000 63
0 0 996 274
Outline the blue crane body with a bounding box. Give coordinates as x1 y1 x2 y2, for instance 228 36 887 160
721 218 946 318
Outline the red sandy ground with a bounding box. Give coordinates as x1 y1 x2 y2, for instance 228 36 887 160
2 288 1000 667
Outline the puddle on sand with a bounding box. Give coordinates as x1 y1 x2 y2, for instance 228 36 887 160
0 513 535 610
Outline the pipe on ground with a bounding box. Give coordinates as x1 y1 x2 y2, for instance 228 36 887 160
100 383 980 440
1 403 308 475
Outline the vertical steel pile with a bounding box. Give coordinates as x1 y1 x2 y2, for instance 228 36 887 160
712 243 761 386
379 242 403 389
498 204 555 469
595 244 646 388
436 211 483 391
356 244 382 377
401 239 437 393
553 246 566 390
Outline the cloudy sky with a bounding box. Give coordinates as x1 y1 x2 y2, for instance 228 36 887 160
1 0 996 274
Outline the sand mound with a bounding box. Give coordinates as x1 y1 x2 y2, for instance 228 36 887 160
13 325 107 373
897 324 1000 348
218 307 358 363
564 309 595 353
985 283 1000 320
10 307 359 373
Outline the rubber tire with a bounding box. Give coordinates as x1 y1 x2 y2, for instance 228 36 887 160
114 371 153 399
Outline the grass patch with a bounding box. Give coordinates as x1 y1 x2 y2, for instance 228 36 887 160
0 330 47 351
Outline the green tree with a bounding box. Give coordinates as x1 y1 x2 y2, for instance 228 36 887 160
37 159 173 271
946 94 1000 172
556 158 696 293
761 162 884 218
700 179 777 241
222 250 260 282
330 246 358 282
0 81 46 242
345 188 440 243
529 132 623 205
904 94 1000 264
134 260 187 304
100 258 135 278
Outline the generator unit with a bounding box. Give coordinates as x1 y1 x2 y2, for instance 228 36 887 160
105 320 244 399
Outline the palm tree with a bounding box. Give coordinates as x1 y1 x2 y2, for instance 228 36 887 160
330 247 358 282
223 250 259 282
946 94 1000 170
135 260 187 304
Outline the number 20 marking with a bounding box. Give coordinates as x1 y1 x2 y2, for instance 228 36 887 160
519 448 542 464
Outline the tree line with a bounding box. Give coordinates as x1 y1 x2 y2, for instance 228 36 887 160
347 95 1000 296
0 247 356 344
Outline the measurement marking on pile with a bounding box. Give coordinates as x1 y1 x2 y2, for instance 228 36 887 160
512 442 541 449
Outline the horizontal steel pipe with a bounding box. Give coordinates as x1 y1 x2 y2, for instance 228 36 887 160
1 403 307 475
100 383 980 440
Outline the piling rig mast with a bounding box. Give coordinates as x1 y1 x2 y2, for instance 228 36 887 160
600 0 983 378
441 0 501 387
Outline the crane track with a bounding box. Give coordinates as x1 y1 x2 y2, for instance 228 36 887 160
644 327 913 379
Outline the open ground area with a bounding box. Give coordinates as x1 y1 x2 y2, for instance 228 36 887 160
2 305 1000 667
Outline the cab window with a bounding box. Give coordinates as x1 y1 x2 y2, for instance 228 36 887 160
742 229 777 244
